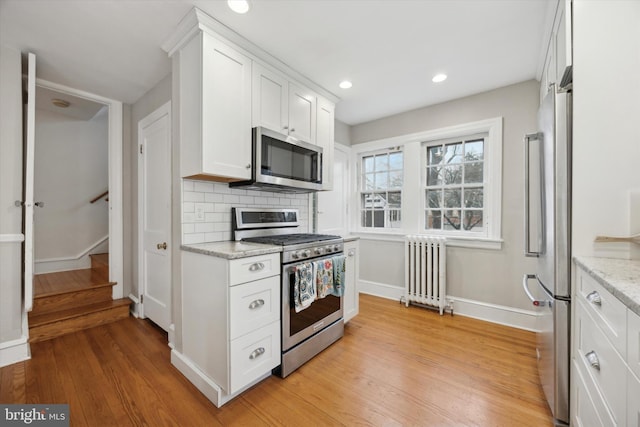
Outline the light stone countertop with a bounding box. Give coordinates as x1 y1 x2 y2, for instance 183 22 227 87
574 256 640 316
181 241 282 260
342 235 360 243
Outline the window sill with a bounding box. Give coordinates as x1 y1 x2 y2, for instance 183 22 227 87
351 231 503 250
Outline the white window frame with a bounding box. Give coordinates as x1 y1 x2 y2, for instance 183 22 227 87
358 147 404 230
351 117 503 250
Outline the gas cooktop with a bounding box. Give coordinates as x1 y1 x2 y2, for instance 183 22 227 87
242 233 341 246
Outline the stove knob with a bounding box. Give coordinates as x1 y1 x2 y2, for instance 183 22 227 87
325 246 333 252
314 248 324 255
302 250 311 258
333 245 340 251
292 252 299 259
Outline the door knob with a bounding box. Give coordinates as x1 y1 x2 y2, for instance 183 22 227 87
157 242 167 250
34 201 44 208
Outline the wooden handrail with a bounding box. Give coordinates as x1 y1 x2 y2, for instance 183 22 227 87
90 190 109 204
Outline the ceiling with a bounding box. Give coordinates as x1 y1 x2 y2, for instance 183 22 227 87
0 0 550 126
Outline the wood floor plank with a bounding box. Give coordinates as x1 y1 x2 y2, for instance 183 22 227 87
1 294 553 426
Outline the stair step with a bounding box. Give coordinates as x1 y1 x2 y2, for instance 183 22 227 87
31 285 114 316
34 268 112 298
90 253 109 269
29 299 131 343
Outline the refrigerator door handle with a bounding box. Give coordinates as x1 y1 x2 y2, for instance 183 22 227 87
524 132 542 257
522 274 547 307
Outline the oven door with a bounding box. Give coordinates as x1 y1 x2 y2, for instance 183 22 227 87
282 254 344 351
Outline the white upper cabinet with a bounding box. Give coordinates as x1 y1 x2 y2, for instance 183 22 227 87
540 0 572 101
316 96 335 191
252 63 319 145
179 32 252 181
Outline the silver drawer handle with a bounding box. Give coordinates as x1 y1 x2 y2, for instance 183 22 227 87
248 299 265 310
249 262 265 272
249 347 265 360
585 351 600 370
586 291 602 306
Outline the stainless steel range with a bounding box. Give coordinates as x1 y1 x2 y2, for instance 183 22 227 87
232 207 344 378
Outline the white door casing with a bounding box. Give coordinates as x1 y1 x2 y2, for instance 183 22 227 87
23 53 36 312
138 101 172 331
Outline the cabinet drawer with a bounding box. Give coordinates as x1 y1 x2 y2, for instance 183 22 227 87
230 275 280 340
229 321 280 394
575 299 627 425
229 253 279 285
628 368 640 427
572 359 612 427
576 269 627 356
629 309 640 380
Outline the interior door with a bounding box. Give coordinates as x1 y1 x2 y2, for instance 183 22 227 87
317 145 349 235
23 52 36 312
138 102 171 331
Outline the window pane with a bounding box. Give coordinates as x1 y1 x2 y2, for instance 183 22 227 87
465 140 484 161
387 191 401 208
443 189 461 208
426 190 441 208
443 165 462 185
363 173 375 190
444 142 463 164
363 156 374 173
374 172 388 189
389 152 403 170
388 209 401 228
389 171 402 188
426 166 442 186
427 146 443 166
363 193 387 209
463 209 484 231
464 162 483 183
374 154 388 171
426 210 441 230
361 211 371 227
464 188 483 208
443 209 461 230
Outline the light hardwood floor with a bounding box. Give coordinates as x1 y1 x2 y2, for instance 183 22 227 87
1 294 552 426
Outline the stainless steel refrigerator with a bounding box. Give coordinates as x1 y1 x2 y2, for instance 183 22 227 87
523 82 572 426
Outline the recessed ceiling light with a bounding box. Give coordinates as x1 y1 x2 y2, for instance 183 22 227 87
51 98 70 108
227 0 250 14
339 80 353 89
432 73 447 83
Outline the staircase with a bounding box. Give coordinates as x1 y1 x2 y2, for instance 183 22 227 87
28 253 131 343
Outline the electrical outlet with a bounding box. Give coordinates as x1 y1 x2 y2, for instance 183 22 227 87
195 204 205 222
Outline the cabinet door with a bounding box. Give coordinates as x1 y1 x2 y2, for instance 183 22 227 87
252 63 288 133
201 35 252 180
229 321 280 393
343 241 359 323
629 370 640 427
288 82 316 144
316 96 335 191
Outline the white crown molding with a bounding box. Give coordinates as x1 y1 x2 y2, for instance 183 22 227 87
162 7 339 104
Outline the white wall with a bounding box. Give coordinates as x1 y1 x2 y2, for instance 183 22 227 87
350 80 540 314
33 107 108 265
0 45 25 349
572 0 640 260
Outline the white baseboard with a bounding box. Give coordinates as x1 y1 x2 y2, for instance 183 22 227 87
35 236 109 274
128 293 141 318
358 279 538 332
0 336 31 368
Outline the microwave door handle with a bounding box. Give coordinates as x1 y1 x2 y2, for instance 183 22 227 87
524 132 542 257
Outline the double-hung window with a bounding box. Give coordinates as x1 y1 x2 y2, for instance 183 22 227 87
424 135 486 234
359 148 403 229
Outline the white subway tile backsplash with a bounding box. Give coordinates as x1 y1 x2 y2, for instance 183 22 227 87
182 179 310 244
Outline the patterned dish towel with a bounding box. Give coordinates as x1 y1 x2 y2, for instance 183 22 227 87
315 258 334 299
332 255 346 296
294 262 315 313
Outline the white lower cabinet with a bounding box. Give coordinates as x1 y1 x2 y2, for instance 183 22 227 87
343 240 359 323
572 266 640 426
180 250 281 405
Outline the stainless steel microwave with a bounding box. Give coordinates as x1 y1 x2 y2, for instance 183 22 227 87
230 127 323 193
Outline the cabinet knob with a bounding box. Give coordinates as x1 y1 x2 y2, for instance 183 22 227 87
290 128 295 132
282 126 288 130
586 291 602 306
585 351 600 370
249 262 265 272
248 299 265 310
246 163 251 169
